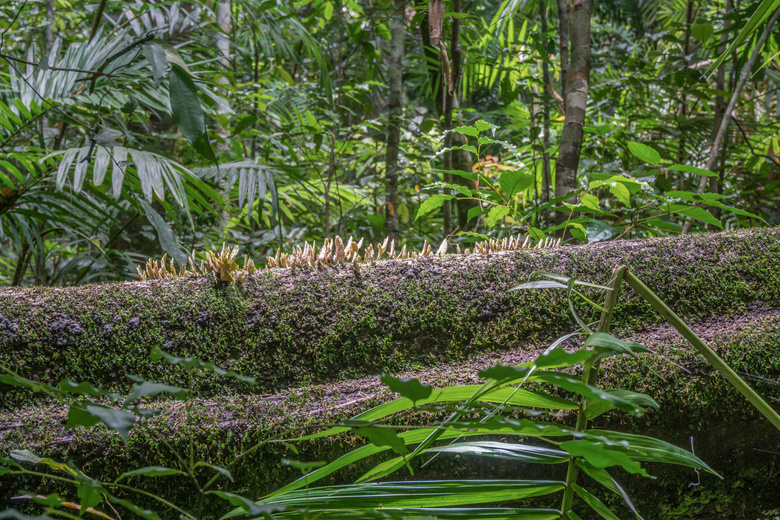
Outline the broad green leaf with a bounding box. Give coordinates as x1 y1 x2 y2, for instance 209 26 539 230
586 219 618 243
571 483 621 520
115 466 186 482
668 203 723 229
425 441 568 464
142 42 169 87
169 64 207 149
231 115 258 136
627 142 660 164
281 459 326 472
10 450 78 476
77 482 103 509
451 125 480 137
690 23 713 43
667 164 717 177
499 170 534 196
533 348 594 369
561 441 650 476
354 426 407 456
138 199 188 265
583 430 719 475
581 193 600 211
609 182 631 206
355 455 408 483
300 385 576 441
576 460 643 519
260 480 565 509
416 194 455 220
57 380 119 400
0 372 58 394
478 367 644 415
275 422 572 497
584 333 650 359
66 403 137 445
485 205 511 227
475 120 498 132
381 374 433 403
584 390 659 420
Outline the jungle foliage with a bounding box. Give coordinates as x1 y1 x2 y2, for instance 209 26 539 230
0 0 778 285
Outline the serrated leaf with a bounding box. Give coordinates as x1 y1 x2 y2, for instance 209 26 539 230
484 205 510 227
451 125 480 137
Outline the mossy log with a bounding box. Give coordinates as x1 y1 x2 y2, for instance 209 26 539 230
2 229 780 518
2 228 780 409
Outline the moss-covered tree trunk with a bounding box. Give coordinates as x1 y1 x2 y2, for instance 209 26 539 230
2 229 780 517
2 228 780 408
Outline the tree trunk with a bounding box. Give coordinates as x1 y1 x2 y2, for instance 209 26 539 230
554 0 592 229
384 0 405 246
541 4 552 228
215 0 232 150
557 0 570 109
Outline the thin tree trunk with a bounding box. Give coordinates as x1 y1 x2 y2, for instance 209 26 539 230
557 0 570 109
682 7 780 234
541 4 551 228
554 0 592 229
215 0 232 150
385 0 405 246
677 1 695 163
44 0 54 52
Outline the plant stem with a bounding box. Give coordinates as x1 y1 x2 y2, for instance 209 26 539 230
559 265 626 518
624 269 780 432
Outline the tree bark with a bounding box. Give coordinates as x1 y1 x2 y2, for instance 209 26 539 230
554 0 592 229
557 0 570 110
384 0 405 246
541 4 552 228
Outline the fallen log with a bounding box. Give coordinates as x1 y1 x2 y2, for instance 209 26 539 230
1 306 779 517
1 228 780 410
2 229 780 518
